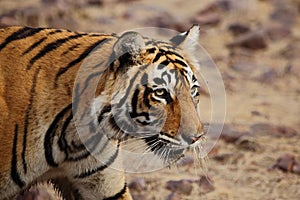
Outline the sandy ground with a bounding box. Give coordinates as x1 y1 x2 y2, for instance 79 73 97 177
0 0 299 199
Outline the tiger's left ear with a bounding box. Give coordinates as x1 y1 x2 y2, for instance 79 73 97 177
170 24 200 54
113 31 145 58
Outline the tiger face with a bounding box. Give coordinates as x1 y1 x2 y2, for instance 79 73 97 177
95 25 205 165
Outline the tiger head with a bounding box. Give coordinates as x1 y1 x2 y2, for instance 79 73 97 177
94 25 205 166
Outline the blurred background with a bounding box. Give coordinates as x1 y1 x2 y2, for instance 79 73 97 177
1 0 299 199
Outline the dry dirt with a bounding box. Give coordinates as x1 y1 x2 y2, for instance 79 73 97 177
0 0 299 199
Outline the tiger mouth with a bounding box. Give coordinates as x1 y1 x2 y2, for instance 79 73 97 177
141 131 206 164
142 132 184 160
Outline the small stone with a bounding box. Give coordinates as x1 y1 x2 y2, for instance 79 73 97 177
275 125 298 137
251 110 261 116
191 12 221 26
230 61 257 74
281 39 300 59
235 135 261 152
197 0 232 14
270 5 297 26
257 69 278 83
87 0 104 6
276 154 295 172
292 164 300 175
286 60 300 76
166 180 193 195
264 22 291 41
227 30 267 50
220 125 250 143
228 23 251 36
212 153 232 162
132 194 148 200
128 178 146 192
0 16 19 27
198 176 215 193
177 156 194 167
250 123 298 138
166 192 181 200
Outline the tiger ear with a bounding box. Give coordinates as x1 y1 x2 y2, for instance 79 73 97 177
170 24 200 54
113 31 145 58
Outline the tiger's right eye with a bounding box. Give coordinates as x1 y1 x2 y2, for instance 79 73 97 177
154 88 167 97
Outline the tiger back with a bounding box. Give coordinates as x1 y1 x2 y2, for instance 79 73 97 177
0 25 204 200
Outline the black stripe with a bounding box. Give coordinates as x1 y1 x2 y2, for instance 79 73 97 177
74 144 119 178
48 29 63 35
67 130 105 162
58 112 73 159
27 33 87 70
153 52 163 63
79 69 103 97
22 67 41 173
61 43 80 56
147 47 156 54
166 50 184 59
54 38 110 86
173 59 188 67
103 183 127 200
11 124 25 188
23 30 64 56
129 88 150 120
97 105 112 124
143 85 152 109
117 71 140 106
22 37 47 55
44 104 72 167
0 27 44 51
72 83 80 116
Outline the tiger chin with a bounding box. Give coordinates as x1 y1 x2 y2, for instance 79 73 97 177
0 25 205 200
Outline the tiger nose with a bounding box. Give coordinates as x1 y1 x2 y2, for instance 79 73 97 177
182 132 205 145
182 125 204 144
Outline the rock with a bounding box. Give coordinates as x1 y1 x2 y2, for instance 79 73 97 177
177 156 194 167
272 154 300 175
270 4 297 26
257 69 278 83
87 0 104 6
273 154 295 172
264 22 291 41
250 123 298 138
197 0 232 15
124 7 188 32
128 178 146 192
220 125 250 143
132 194 149 200
212 153 232 162
118 0 140 2
275 125 298 137
228 23 251 36
191 12 221 26
285 60 300 77
251 110 261 116
166 179 193 195
281 39 300 59
198 176 215 193
0 15 19 27
235 135 261 152
166 192 181 200
230 61 257 74
227 30 268 50
293 164 300 175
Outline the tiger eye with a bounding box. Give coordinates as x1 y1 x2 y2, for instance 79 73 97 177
154 89 166 96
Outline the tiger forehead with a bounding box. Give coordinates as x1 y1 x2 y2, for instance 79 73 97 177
140 46 188 70
138 45 198 87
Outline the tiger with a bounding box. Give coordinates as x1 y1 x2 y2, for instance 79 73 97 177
0 25 205 200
